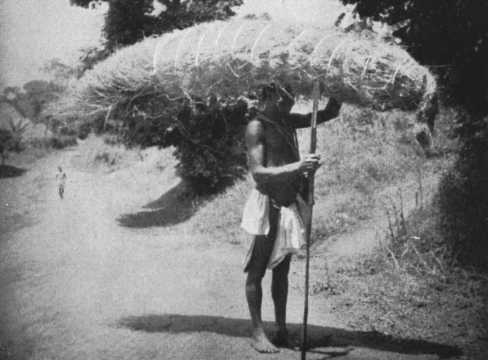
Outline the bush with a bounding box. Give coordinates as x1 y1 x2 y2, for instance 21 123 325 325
29 135 77 150
0 129 17 165
437 115 488 269
0 119 28 165
172 98 249 194
50 135 78 149
77 122 91 140
58 125 78 136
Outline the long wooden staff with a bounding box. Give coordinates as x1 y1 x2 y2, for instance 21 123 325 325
301 79 320 360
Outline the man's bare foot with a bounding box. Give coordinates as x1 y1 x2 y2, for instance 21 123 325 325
251 329 279 353
274 329 304 349
273 329 291 348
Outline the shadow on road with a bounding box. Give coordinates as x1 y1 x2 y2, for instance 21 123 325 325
117 181 200 228
117 314 461 358
0 164 27 178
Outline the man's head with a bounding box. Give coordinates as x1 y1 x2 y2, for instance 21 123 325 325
258 83 295 116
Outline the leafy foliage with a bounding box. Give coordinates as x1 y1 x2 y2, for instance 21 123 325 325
341 1 488 113
0 119 28 165
2 82 62 121
103 0 155 51
42 58 79 83
77 46 112 74
171 98 248 193
71 0 242 52
0 129 16 165
70 0 93 7
437 113 488 269
149 0 242 34
341 0 488 267
113 93 249 194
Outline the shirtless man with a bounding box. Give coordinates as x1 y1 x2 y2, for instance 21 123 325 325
243 83 341 353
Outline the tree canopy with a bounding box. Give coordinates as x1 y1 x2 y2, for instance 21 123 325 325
71 0 242 51
1 81 61 120
341 0 488 115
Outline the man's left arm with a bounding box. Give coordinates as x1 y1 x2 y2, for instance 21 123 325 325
289 98 342 129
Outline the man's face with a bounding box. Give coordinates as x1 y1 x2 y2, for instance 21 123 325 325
261 88 294 115
277 86 295 114
277 94 294 114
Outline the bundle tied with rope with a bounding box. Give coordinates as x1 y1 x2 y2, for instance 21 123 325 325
151 17 438 139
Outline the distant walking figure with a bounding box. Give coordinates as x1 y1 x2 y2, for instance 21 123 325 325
56 167 67 199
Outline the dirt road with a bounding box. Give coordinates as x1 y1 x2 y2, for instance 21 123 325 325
0 144 454 360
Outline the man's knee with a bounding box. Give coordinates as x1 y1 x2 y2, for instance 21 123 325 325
273 255 291 278
246 262 267 286
245 235 273 278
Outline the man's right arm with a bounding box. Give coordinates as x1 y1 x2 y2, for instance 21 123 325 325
245 120 319 188
288 98 342 129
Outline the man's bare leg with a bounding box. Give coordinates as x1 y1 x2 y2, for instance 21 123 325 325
245 235 278 353
271 255 291 347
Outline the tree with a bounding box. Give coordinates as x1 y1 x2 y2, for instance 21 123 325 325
340 0 488 267
150 0 242 34
103 0 155 51
2 82 62 121
71 0 243 51
341 1 488 114
23 81 63 118
70 0 93 7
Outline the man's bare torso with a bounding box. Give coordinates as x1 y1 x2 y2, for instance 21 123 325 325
258 116 303 205
264 120 297 161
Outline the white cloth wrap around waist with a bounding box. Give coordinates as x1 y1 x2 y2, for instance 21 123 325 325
241 188 307 269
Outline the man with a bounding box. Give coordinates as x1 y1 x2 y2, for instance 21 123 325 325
241 83 341 353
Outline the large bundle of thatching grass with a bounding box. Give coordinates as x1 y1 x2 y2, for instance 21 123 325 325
152 18 436 113
54 17 437 126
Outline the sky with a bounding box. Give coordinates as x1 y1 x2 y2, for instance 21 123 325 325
0 0 105 88
0 0 347 89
